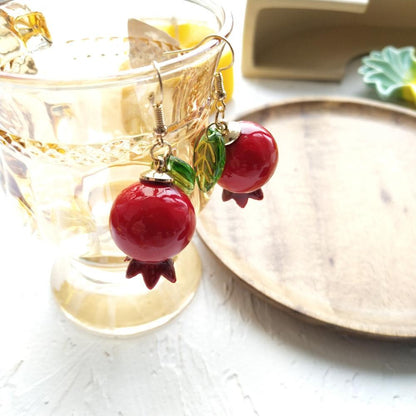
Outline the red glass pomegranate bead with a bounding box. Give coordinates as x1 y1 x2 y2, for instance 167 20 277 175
218 120 278 207
109 179 196 289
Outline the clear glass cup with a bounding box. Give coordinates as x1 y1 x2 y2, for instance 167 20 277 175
0 0 232 335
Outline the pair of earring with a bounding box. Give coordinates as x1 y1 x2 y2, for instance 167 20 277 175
109 37 278 289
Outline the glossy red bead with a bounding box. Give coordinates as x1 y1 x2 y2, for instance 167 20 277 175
109 181 196 263
218 121 278 193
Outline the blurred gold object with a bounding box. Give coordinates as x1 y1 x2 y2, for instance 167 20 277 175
242 0 416 80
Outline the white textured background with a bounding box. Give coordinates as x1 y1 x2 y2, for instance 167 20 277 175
1 1 416 415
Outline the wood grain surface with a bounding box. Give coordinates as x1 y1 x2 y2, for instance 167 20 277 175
198 98 416 338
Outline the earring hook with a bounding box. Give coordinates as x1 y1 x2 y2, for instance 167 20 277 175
147 59 172 177
149 60 168 137
149 60 164 106
165 34 234 72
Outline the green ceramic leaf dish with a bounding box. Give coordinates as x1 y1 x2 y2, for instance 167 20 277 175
359 46 416 105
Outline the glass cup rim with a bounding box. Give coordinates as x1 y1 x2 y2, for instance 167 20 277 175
0 0 233 90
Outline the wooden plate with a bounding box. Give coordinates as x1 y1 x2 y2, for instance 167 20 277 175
197 97 416 339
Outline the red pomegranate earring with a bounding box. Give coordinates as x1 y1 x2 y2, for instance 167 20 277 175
193 36 279 208
109 61 196 289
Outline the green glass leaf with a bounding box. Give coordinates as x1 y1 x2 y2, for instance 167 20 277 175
166 155 195 194
193 127 226 192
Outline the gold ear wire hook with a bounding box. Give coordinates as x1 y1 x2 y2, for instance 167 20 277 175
142 60 174 181
149 60 164 107
149 60 168 137
165 34 234 72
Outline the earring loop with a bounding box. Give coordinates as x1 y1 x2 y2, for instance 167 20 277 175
149 60 168 137
149 60 164 106
164 34 234 72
